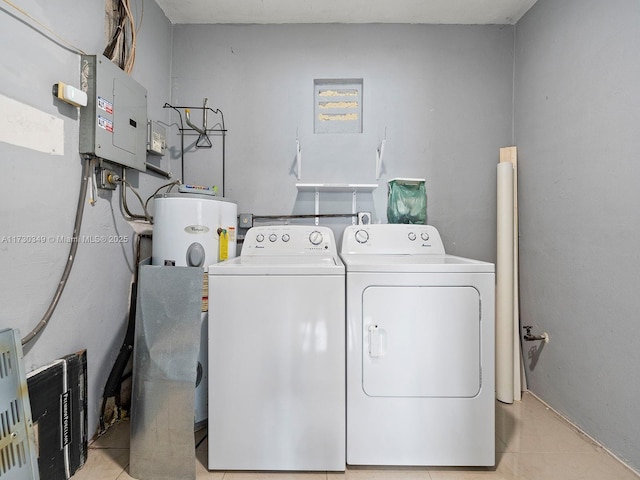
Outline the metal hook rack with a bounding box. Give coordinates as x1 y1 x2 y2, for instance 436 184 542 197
163 100 228 196
184 98 212 148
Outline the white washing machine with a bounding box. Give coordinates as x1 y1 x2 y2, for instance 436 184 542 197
340 224 495 466
152 192 237 428
207 225 345 471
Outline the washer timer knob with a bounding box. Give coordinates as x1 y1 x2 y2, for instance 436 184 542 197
355 229 369 244
408 232 417 241
282 234 290 242
309 230 323 245
421 232 430 241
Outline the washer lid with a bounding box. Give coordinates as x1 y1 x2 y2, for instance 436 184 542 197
340 253 494 273
208 254 345 275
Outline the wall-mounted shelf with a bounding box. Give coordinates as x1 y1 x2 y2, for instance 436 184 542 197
296 183 378 225
296 183 377 193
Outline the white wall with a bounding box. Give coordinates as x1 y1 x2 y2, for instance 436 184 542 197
515 0 640 471
0 0 174 435
171 24 514 261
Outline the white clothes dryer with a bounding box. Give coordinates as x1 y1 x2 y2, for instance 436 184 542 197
340 224 495 466
207 226 345 471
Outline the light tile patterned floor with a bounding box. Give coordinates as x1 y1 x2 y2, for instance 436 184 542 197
71 393 639 480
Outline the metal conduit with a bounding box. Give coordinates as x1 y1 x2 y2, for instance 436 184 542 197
21 159 92 345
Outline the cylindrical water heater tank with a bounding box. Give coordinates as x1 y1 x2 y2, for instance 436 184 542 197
152 193 238 268
150 192 237 429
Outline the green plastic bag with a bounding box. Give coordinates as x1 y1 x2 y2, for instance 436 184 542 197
387 178 427 224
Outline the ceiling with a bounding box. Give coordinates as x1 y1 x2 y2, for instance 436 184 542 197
155 0 539 25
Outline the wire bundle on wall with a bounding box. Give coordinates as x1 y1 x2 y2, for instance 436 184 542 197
103 0 142 74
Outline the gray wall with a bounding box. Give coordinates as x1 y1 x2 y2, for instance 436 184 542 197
0 0 174 434
514 0 640 471
171 24 514 260
0 12 512 439
13 3 639 471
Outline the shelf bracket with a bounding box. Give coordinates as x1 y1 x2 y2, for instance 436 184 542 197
296 183 378 226
352 190 357 225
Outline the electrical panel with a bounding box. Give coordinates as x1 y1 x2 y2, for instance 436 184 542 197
79 55 147 171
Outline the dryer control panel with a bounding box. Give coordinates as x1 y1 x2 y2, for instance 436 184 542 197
242 226 338 255
341 224 445 255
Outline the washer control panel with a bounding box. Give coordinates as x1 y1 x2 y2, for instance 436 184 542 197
341 224 445 255
243 226 337 255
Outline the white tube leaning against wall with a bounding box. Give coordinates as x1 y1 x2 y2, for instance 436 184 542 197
496 162 515 404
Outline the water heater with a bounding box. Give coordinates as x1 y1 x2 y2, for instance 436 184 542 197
151 192 238 428
152 193 237 268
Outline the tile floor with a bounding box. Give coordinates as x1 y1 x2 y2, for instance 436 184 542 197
71 392 639 480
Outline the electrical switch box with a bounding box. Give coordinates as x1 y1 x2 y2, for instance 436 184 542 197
147 120 166 155
79 55 147 171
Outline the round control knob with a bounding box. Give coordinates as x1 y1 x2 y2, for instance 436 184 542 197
256 233 265 243
408 232 417 241
282 234 290 242
355 229 369 244
269 233 277 242
421 232 430 241
309 230 323 246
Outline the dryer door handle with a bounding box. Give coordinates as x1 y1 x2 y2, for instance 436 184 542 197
368 325 386 358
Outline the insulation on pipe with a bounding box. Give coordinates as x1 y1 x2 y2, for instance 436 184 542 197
496 161 515 404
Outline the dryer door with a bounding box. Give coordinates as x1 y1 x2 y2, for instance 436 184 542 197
362 285 481 397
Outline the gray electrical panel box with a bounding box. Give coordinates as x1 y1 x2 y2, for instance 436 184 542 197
79 55 147 171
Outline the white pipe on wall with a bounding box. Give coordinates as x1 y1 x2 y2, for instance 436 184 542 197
496 161 515 404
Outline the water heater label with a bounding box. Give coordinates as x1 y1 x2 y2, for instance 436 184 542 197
184 225 209 234
219 229 229 261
